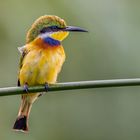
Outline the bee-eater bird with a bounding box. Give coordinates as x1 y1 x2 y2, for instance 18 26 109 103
13 15 87 132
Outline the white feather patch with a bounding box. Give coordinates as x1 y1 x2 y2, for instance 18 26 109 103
18 45 26 55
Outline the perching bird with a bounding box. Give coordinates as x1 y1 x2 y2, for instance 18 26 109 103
13 15 87 132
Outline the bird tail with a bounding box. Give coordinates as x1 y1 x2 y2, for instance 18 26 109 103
13 96 32 132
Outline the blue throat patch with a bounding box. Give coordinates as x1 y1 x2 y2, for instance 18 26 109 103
43 37 61 46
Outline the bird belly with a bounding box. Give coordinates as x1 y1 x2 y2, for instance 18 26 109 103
19 47 65 86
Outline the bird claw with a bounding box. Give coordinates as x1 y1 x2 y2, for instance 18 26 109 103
44 83 49 92
38 83 49 97
23 83 29 93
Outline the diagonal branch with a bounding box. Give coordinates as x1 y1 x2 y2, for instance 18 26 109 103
1 78 140 96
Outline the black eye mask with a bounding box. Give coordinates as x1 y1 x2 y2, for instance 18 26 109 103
40 26 62 33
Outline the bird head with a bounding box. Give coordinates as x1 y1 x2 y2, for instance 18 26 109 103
26 15 88 44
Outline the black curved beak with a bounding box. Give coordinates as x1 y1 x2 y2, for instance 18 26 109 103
63 26 88 32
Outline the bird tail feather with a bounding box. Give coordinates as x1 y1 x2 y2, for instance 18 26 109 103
13 96 32 132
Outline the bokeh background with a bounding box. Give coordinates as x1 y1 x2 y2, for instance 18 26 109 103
0 0 140 139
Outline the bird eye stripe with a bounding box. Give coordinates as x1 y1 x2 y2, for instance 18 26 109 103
40 26 63 33
50 26 58 29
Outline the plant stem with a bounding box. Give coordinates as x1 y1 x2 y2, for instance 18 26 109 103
1 78 140 96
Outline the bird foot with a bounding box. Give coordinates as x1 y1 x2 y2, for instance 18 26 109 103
44 83 49 92
23 83 29 93
38 83 49 97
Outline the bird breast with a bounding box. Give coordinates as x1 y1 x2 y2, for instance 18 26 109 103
19 45 65 86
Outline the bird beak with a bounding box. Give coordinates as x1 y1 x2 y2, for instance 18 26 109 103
63 26 88 32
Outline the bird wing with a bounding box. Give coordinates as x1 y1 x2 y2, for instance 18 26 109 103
17 45 28 86
18 45 28 68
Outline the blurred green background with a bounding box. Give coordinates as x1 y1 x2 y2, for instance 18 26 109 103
0 0 140 139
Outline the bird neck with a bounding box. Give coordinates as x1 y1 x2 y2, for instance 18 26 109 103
31 37 61 48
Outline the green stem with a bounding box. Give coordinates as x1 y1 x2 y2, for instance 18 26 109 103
1 78 140 96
